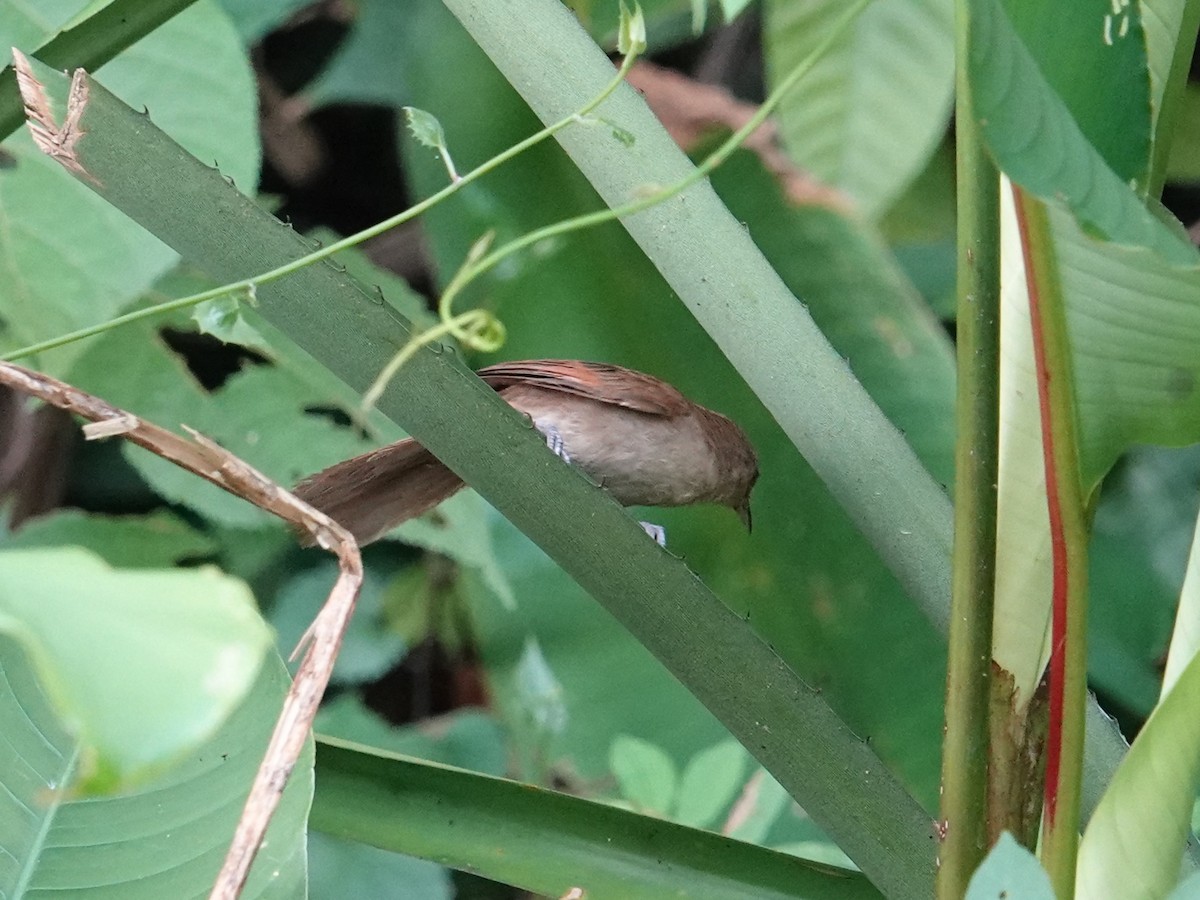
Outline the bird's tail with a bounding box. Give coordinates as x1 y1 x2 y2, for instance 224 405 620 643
294 438 464 545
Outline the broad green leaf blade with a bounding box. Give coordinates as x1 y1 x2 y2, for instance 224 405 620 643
0 0 258 374
764 0 954 218
1 642 310 897
965 832 1054 899
1077 646 1200 897
1050 202 1200 487
0 547 270 791
311 738 879 900
970 0 1195 263
1001 0 1150 185
0 508 216 566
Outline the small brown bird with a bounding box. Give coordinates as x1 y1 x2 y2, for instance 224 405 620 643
295 359 759 545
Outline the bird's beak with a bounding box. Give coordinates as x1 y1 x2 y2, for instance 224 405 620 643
736 500 752 533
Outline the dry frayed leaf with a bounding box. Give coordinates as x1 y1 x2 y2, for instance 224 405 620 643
11 49 97 184
628 62 851 213
0 361 362 900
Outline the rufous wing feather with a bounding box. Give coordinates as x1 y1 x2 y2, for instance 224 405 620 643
477 359 691 417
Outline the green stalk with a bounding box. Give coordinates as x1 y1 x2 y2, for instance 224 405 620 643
1012 188 1089 898
936 1 1001 892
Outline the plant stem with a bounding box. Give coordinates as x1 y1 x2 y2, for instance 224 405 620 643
936 0 1001 891
1012 186 1089 898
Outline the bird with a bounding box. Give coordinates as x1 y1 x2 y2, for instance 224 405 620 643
294 359 759 546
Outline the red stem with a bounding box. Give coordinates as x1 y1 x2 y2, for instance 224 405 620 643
1012 186 1069 824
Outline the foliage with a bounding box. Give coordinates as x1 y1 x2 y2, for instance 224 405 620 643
1 0 1199 896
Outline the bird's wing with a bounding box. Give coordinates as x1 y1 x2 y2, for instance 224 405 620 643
477 359 692 417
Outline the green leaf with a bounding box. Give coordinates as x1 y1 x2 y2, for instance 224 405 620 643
0 509 216 567
673 740 748 828
312 738 875 900
305 0 411 107
514 635 568 739
764 0 954 218
0 547 271 792
1000 0 1149 185
404 106 452 155
1 0 91 47
308 832 450 900
392 491 516 610
1051 202 1200 487
216 0 314 43
727 770 792 845
1078 646 1200 896
271 563 407 687
969 0 1195 263
315 694 508 776
610 735 679 815
193 293 270 350
964 832 1054 899
1 646 310 897
461 517 732 783
0 0 259 374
